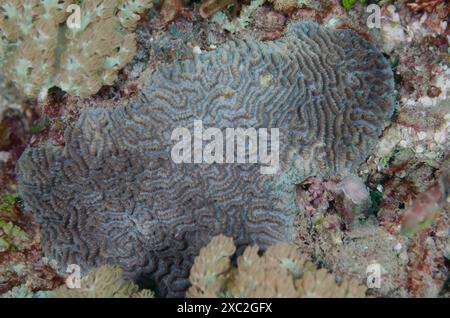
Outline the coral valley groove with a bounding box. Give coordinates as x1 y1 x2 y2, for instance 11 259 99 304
171 120 280 174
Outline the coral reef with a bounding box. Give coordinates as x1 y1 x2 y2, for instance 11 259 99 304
361 151 448 297
187 235 367 297
52 265 154 298
0 0 152 99
287 0 449 298
367 2 449 297
0 191 65 296
17 21 394 297
0 0 446 300
293 150 448 297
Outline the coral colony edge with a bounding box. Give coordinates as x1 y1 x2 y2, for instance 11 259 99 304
17 21 394 297
1 0 448 300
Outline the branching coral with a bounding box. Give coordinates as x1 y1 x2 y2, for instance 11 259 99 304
0 0 152 99
187 235 367 298
53 265 155 298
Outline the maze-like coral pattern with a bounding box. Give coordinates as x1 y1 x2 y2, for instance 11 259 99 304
18 22 394 297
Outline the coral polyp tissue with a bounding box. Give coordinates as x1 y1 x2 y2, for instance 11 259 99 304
0 0 448 300
17 21 394 296
0 0 152 98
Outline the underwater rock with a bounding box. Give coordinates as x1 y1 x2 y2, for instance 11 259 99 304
18 22 394 296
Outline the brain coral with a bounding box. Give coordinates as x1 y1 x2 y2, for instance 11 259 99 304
187 235 366 298
18 22 395 297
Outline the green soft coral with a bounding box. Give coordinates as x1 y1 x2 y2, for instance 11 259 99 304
0 0 152 99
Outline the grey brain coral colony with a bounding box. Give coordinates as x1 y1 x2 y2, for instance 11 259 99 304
18 22 395 297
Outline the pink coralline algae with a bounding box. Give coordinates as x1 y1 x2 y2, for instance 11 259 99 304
401 172 449 237
338 175 369 205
